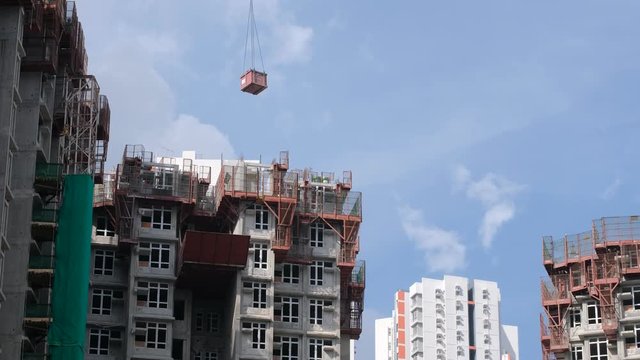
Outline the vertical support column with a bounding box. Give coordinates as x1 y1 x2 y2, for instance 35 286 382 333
0 7 37 357
48 175 94 360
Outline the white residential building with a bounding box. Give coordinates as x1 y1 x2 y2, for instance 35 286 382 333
375 275 519 360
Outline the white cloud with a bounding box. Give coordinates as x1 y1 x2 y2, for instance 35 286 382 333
454 166 525 248
399 205 466 273
76 8 235 167
271 23 313 65
160 114 235 159
601 177 621 200
214 0 313 66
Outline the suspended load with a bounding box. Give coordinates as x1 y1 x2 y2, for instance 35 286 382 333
241 0 268 95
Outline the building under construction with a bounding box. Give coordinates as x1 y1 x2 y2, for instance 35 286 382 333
0 0 111 359
89 147 365 359
541 216 640 359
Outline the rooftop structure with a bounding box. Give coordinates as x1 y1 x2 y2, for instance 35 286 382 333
87 146 365 359
541 216 640 360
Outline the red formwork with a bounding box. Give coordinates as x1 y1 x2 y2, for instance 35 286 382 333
181 230 250 267
240 69 267 95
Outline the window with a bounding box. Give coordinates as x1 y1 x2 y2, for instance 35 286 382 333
587 301 601 325
253 243 268 269
96 216 115 237
91 289 112 315
94 250 114 276
588 338 607 360
137 282 169 308
135 322 167 349
570 307 582 328
9 102 16 137
138 242 170 269
6 151 13 189
482 289 489 300
244 282 267 308
195 312 220 333
310 222 324 247
310 261 332 286
141 207 172 230
633 287 640 310
255 205 269 230
242 322 266 349
154 169 174 190
282 264 300 284
89 329 110 355
310 299 331 325
1 200 9 239
174 300 185 320
194 352 218 360
275 297 299 323
571 345 583 360
274 336 299 360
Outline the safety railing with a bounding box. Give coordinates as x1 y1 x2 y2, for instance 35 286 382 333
298 190 362 219
351 261 365 287
24 303 51 318
594 216 640 245
215 164 299 207
35 162 62 182
32 208 57 223
541 275 571 304
339 238 358 266
22 36 59 73
122 144 153 163
29 255 55 270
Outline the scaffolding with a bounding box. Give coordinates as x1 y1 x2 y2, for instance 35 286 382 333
212 151 366 338
114 145 202 242
541 216 640 358
60 75 103 179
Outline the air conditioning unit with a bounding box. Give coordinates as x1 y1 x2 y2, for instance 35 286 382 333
138 208 153 216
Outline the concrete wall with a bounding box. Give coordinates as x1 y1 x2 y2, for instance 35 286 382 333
374 317 393 360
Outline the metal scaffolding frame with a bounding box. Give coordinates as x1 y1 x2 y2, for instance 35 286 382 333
61 75 101 177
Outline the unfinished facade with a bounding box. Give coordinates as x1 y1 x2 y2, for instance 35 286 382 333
88 147 365 359
541 216 640 360
0 0 110 358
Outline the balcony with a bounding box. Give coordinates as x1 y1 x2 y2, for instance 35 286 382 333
32 207 57 224
28 255 54 287
21 36 58 74
34 163 62 192
22 353 49 360
24 303 51 327
298 190 362 221
29 255 54 270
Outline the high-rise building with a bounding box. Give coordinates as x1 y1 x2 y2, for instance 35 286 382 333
540 216 640 360
88 147 365 359
376 275 519 360
0 1 110 358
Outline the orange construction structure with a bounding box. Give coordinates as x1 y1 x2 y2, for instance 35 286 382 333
541 216 640 359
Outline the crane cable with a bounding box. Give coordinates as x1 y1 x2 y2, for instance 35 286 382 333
243 0 266 73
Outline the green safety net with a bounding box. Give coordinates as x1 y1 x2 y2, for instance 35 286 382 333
48 175 94 360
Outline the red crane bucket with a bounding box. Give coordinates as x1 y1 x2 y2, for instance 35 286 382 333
240 69 267 95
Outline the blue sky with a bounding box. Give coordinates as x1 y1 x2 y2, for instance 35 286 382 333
77 1 640 358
